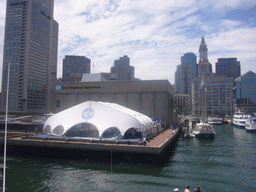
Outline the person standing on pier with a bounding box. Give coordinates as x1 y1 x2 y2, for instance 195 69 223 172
194 186 201 192
35 127 38 135
185 185 190 192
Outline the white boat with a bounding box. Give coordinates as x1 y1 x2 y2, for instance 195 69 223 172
193 122 216 139
245 118 256 131
193 76 216 139
232 111 252 127
208 116 222 125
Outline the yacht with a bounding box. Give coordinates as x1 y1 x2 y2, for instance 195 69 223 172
208 116 222 125
245 117 256 132
193 122 216 139
232 111 252 127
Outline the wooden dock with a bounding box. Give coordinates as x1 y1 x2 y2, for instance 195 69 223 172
0 127 181 155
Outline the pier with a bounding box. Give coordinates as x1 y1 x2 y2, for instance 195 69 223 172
0 126 181 156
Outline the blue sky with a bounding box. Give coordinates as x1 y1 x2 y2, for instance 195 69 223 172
0 0 256 84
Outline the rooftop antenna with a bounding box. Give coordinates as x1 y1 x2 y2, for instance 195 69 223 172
3 62 10 192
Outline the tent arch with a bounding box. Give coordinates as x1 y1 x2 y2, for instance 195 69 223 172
52 125 64 136
124 127 142 139
63 122 99 138
101 127 121 139
43 125 51 134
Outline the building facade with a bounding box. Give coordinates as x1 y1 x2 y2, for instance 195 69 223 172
53 80 176 126
62 55 91 82
174 94 191 114
234 71 256 113
191 73 233 117
1 0 58 113
175 64 195 95
181 52 197 77
111 55 134 80
197 37 212 77
215 58 241 80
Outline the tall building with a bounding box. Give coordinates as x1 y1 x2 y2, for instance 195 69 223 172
191 73 233 116
111 55 134 80
175 64 195 95
181 52 197 77
216 58 241 80
1 0 59 113
234 71 256 113
197 37 212 77
62 55 91 82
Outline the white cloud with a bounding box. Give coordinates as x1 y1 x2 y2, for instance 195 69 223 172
0 0 256 86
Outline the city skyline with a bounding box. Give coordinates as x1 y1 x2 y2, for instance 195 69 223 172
0 0 256 85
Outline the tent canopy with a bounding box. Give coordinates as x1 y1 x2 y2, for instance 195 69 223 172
43 101 155 139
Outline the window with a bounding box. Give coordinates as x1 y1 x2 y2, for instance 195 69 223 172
56 100 60 107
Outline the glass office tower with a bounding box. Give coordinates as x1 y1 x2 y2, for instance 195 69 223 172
1 0 58 113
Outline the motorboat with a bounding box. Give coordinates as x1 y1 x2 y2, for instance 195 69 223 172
208 116 222 125
232 111 252 127
193 122 216 139
245 117 256 131
223 114 231 124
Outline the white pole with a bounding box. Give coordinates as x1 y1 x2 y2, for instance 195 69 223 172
3 62 10 192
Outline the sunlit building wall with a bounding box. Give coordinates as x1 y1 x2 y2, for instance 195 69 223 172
1 0 58 113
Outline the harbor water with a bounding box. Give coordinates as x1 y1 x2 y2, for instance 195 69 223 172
1 124 256 192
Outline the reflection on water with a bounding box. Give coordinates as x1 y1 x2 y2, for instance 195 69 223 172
1 124 256 191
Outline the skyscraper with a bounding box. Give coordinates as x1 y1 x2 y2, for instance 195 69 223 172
216 58 241 80
62 55 91 82
197 37 212 77
175 52 196 95
175 64 195 95
181 52 197 77
1 0 58 113
111 55 134 80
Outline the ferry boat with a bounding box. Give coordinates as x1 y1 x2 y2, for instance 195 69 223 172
208 116 222 125
245 117 256 132
193 76 216 139
232 111 252 127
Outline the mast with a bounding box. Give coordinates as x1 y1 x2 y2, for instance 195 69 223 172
200 74 207 124
3 62 10 192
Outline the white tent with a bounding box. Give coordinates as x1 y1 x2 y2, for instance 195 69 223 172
43 101 155 139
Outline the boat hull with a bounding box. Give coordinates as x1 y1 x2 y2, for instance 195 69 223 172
245 119 256 132
194 131 215 139
193 123 216 140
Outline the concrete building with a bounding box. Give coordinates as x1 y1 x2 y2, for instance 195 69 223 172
197 37 212 77
216 58 241 80
53 80 176 126
1 0 58 113
234 71 256 113
111 55 134 80
81 74 107 82
191 73 233 117
63 55 91 82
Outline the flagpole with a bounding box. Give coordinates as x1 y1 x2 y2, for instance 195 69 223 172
3 62 10 192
